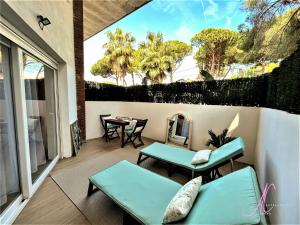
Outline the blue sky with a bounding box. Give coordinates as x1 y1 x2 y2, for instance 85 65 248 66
84 0 248 83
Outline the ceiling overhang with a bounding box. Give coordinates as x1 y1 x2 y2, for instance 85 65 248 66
83 0 150 40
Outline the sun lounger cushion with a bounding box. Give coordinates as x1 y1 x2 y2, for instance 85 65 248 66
89 160 181 225
180 166 266 225
89 160 266 225
140 137 244 172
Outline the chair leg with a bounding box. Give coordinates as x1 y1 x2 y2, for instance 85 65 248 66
131 135 139 148
139 134 144 146
124 133 132 146
132 134 144 148
115 128 120 138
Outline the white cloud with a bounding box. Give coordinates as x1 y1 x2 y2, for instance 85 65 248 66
175 24 193 42
151 0 197 24
204 0 218 17
225 17 232 28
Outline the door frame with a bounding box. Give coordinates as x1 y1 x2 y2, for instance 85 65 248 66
0 19 62 225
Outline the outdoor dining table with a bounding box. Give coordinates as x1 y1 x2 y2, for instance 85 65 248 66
104 118 130 147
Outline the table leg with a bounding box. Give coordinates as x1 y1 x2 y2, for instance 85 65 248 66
121 125 125 148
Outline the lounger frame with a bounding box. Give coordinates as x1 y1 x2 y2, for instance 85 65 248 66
137 151 244 181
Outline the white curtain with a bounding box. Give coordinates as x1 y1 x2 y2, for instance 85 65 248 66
0 45 20 207
24 73 46 174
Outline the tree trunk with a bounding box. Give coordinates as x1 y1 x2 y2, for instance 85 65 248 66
209 53 216 77
170 71 173 83
131 73 135 85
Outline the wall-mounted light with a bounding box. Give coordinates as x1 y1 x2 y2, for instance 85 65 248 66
37 15 51 30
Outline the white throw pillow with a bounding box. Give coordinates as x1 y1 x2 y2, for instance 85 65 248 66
191 150 212 165
163 176 202 223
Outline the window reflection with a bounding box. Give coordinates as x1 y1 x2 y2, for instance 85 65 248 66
23 54 57 183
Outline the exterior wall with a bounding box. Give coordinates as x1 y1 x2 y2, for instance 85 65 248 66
85 101 260 164
255 108 300 224
3 0 77 157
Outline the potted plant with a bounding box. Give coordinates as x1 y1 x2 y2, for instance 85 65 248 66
206 128 236 148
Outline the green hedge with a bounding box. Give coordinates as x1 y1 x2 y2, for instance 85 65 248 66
86 47 300 114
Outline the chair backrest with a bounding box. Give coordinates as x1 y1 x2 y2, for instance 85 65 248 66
99 114 111 129
132 118 148 133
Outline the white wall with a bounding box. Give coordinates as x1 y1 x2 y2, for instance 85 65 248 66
255 108 300 224
86 101 260 164
2 1 76 157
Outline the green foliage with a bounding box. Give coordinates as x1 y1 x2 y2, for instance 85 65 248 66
90 1 299 86
92 28 135 85
164 40 192 82
206 129 236 148
86 45 300 114
230 63 279 79
92 30 192 85
91 56 113 78
239 1 300 63
198 70 214 81
191 28 239 78
139 32 173 84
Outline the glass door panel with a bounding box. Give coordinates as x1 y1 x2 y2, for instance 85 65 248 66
22 54 57 183
0 44 21 213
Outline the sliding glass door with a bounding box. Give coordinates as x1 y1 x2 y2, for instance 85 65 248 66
0 44 21 213
0 30 59 221
23 54 58 183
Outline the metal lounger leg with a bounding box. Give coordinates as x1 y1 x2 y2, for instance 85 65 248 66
136 153 150 165
87 181 99 196
192 170 195 179
230 158 234 172
137 153 142 165
87 182 94 196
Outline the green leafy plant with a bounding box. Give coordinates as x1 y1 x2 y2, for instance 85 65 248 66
206 129 236 148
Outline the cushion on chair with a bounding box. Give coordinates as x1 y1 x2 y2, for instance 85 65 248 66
163 176 202 223
125 120 137 131
191 150 212 165
107 123 118 129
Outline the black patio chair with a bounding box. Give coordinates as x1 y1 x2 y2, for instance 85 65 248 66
99 114 120 142
124 118 148 148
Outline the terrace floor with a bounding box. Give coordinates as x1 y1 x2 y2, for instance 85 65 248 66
14 137 247 225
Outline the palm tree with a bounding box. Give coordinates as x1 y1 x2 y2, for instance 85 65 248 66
103 28 135 85
139 32 173 84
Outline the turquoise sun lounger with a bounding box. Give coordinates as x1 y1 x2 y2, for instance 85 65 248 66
88 160 267 225
137 137 245 179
